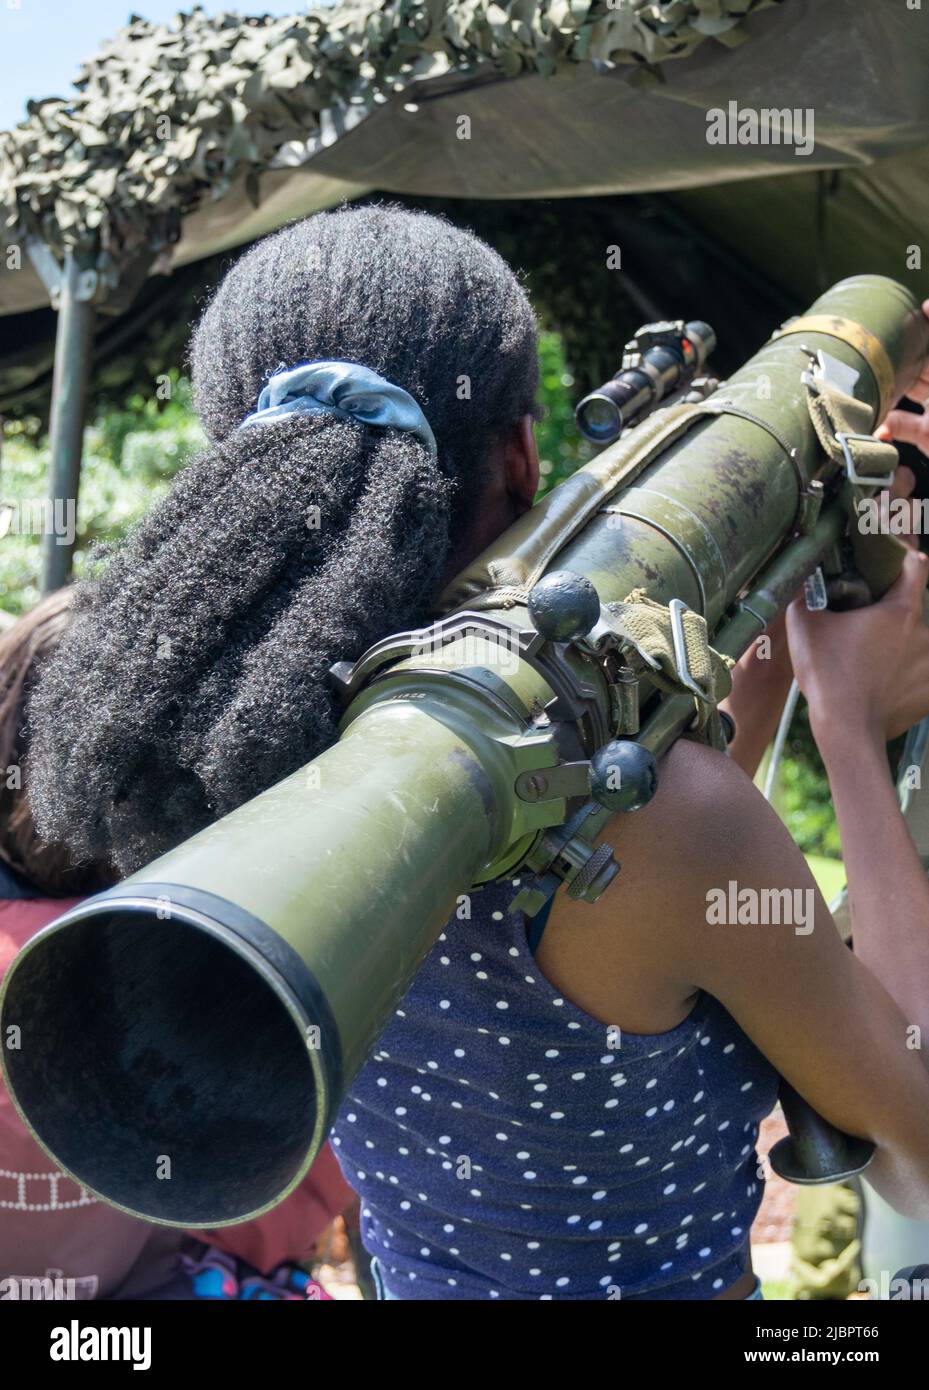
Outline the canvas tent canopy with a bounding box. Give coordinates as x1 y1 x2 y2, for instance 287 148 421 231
1 0 929 581
3 0 929 311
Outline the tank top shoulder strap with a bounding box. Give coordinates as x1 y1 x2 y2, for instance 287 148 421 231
525 894 555 957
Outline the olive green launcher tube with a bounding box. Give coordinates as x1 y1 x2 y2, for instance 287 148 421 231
1 276 926 1227
445 274 926 632
0 693 548 1226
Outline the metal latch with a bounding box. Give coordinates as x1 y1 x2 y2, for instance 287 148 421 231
668 598 707 702
834 431 896 489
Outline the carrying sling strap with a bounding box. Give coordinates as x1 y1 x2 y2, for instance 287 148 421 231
603 588 734 752
803 374 907 598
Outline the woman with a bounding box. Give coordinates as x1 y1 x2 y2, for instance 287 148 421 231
0 592 352 1300
25 206 929 1300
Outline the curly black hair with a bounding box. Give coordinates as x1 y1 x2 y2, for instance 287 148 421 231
27 205 540 875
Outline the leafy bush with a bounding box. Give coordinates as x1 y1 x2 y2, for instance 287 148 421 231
535 330 594 494
0 371 203 615
775 708 842 860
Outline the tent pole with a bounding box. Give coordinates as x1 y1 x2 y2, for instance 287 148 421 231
42 251 97 593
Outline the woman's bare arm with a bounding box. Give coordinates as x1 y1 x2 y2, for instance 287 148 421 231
542 530 929 1219
815 723 929 1042
587 738 929 1220
671 551 929 1216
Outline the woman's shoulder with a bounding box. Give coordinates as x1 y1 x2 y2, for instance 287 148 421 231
601 737 783 904
532 739 789 1032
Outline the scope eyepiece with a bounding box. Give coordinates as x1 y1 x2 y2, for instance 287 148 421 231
576 319 716 445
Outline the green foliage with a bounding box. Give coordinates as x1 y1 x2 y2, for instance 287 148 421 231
780 758 842 859
757 706 841 860
0 370 203 615
776 708 842 860
535 329 594 495
92 374 203 483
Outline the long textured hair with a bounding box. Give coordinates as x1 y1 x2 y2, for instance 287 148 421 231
27 205 540 875
0 591 111 894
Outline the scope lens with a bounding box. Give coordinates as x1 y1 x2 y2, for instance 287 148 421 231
576 392 622 443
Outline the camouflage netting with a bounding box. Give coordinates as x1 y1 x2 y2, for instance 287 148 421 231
5 0 928 423
2 191 795 424
0 0 781 269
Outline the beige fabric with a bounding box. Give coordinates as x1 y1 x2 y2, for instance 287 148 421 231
605 588 733 749
805 376 908 599
806 377 897 481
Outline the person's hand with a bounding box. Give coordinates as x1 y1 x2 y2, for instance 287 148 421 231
786 547 929 747
874 297 929 456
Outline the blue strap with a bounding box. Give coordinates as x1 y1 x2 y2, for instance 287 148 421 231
526 895 555 957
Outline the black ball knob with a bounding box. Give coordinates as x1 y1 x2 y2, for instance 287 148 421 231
588 740 659 813
527 571 601 643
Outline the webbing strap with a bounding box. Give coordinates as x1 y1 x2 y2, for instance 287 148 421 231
805 377 895 480
603 589 734 751
526 894 554 956
804 375 907 597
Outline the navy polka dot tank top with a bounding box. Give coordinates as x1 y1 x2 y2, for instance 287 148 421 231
331 877 779 1300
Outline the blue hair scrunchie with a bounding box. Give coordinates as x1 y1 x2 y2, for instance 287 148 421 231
238 360 438 457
